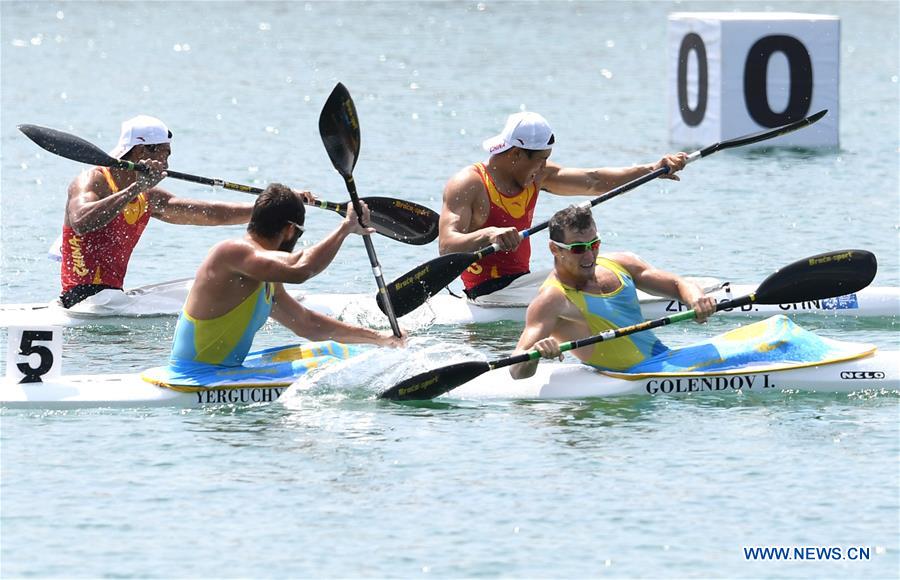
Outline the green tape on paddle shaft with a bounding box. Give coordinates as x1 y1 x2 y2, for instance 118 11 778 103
668 310 697 324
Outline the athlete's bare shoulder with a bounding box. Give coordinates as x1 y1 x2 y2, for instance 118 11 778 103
68 167 111 199
532 273 569 310
599 251 651 279
209 237 254 259
443 164 483 199
443 165 488 223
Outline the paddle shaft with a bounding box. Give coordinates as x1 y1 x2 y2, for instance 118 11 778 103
166 169 342 213
382 109 828 316
379 294 752 400
17 123 438 244
317 82 402 338
126 162 430 236
491 294 756 372
471 109 830 256
346 175 403 337
378 247 874 401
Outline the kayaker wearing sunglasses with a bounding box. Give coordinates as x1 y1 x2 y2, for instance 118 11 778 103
509 204 715 379
161 183 405 387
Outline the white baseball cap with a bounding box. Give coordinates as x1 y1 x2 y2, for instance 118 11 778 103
482 111 555 155
109 115 173 158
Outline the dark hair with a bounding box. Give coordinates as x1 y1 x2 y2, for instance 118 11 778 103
248 183 305 238
549 205 594 242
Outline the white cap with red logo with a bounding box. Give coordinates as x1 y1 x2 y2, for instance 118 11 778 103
482 112 555 155
109 115 173 158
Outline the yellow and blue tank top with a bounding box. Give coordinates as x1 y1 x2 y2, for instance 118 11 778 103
170 282 275 367
543 256 668 371
158 282 364 387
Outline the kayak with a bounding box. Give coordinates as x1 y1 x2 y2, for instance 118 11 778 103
4 346 897 409
1 341 360 410
5 347 896 410
0 280 306 328
0 374 291 409
448 349 900 400
4 318 897 408
2 277 896 328
303 283 900 326
383 314 900 401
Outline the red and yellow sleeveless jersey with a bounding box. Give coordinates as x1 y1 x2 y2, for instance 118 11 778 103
460 163 539 290
61 168 151 293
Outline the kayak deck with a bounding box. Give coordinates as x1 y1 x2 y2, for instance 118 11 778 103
1 283 896 328
3 350 897 409
449 350 900 400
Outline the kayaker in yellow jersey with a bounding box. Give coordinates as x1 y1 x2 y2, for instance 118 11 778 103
439 111 688 300
509 205 715 379
166 183 405 384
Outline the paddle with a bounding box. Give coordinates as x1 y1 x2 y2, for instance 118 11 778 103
379 248 876 401
377 109 829 317
318 82 402 338
17 123 438 246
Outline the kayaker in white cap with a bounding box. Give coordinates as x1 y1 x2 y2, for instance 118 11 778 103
59 115 315 309
438 111 688 301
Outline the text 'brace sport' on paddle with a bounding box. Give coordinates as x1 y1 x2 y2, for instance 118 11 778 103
17 123 439 246
374 109 828 318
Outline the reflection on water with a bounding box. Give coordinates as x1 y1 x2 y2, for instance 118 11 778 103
515 396 664 428
2 0 898 577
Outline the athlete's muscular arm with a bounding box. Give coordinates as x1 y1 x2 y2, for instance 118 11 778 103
65 162 166 235
541 153 688 197
149 190 252 225
223 226 345 285
225 204 373 284
607 251 716 323
509 286 568 380
438 169 521 254
211 241 307 284
289 202 374 280
271 285 406 347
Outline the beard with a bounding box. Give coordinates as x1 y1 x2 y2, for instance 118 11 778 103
279 232 301 253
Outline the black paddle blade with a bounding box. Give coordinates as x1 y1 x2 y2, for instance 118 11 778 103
379 361 491 401
377 251 479 317
755 249 877 305
318 83 360 179
362 197 439 245
19 124 120 168
700 109 827 156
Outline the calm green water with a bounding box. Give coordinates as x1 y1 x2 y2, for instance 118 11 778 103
2 1 898 578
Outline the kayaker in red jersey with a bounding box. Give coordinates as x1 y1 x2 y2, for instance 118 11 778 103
59 115 314 308
438 111 688 301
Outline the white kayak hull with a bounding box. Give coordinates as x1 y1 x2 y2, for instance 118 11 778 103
3 280 895 328
3 351 897 409
450 350 900 400
0 374 290 409
302 283 900 326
